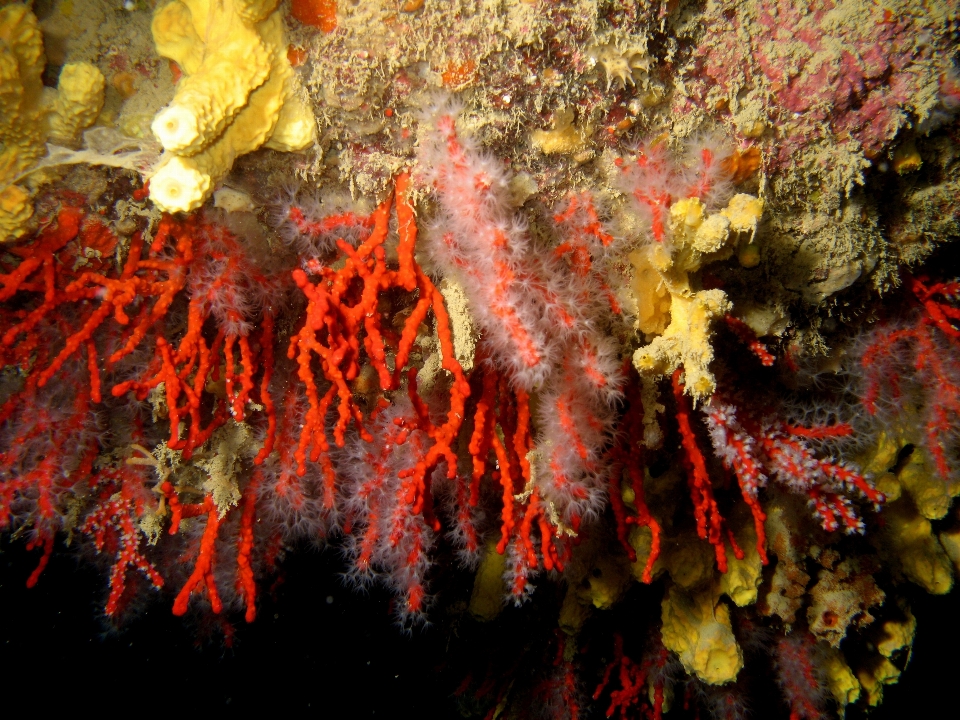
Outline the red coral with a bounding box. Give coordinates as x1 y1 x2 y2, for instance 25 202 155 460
704 389 883 537
860 274 960 480
0 380 97 587
609 371 662 584
0 206 278 459
773 632 828 720
81 468 164 616
673 369 743 573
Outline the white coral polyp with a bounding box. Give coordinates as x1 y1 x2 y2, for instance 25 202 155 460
149 156 211 213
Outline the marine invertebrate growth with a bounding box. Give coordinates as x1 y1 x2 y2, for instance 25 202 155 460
1 4 104 242
0 2 958 718
859 274 960 482
623 137 764 401
148 0 316 212
417 102 628 597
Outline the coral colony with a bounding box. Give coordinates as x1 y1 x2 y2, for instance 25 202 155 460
1 0 959 717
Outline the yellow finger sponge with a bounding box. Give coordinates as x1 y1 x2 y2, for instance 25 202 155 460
630 194 763 401
149 0 316 213
47 62 106 147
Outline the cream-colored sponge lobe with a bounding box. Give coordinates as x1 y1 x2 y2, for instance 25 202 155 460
148 0 316 213
149 156 213 214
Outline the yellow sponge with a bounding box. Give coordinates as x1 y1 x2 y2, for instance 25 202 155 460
629 193 763 401
1 4 47 243
149 0 316 213
1 7 105 242
47 62 106 147
660 581 743 685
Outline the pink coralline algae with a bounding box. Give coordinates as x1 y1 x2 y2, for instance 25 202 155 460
687 0 948 166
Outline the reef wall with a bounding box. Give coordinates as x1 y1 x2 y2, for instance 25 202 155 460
1 1 959 717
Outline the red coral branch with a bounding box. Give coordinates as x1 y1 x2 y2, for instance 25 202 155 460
724 313 775 366
704 392 882 537
860 274 960 480
610 375 662 583
673 369 732 572
82 470 164 616
172 495 223 616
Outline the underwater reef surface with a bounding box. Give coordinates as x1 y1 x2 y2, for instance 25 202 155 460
1 1 959 717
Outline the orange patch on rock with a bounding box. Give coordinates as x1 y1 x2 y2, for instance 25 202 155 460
441 59 477 90
292 0 337 33
287 45 307 67
111 72 137 99
721 146 762 184
58 219 118 270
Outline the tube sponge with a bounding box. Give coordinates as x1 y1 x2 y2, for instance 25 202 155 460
660 581 743 685
1 4 47 243
1 6 104 242
148 0 316 213
46 62 106 147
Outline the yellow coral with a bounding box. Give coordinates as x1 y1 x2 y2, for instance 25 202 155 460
720 193 764 237
898 445 960 521
860 426 955 593
574 552 632 610
0 184 32 242
1 4 47 242
530 107 590 155
876 481 954 594
660 582 743 685
629 193 763 401
559 532 632 632
149 0 316 212
718 521 764 608
857 413 960 521
633 289 731 399
559 587 592 635
629 247 672 337
661 532 716 590
938 526 960 574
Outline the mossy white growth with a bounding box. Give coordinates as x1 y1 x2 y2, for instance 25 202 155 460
196 420 253 517
438 277 477 375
